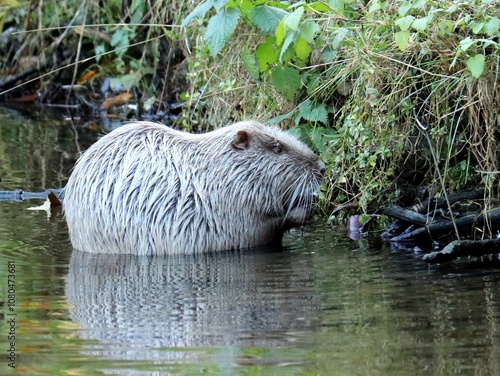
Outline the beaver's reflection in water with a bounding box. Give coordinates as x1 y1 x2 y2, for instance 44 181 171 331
65 247 321 362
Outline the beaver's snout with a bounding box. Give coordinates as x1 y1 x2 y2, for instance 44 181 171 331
318 160 326 176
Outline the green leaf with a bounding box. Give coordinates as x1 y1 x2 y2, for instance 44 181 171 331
438 20 453 37
279 31 296 61
298 99 328 124
181 1 213 27
411 17 428 31
269 112 294 124
270 66 301 99
300 21 320 43
411 0 426 9
213 0 228 12
326 0 345 15
331 27 349 50
131 0 145 25
111 29 125 47
250 5 287 34
368 0 381 13
483 17 500 37
471 22 484 34
110 29 130 56
467 54 485 79
204 8 240 56
276 18 286 45
241 49 260 80
395 15 415 31
305 72 321 96
308 2 333 13
109 72 142 91
284 6 304 31
295 36 312 60
310 127 331 152
394 31 410 51
256 37 278 72
459 37 474 52
95 44 106 62
398 2 412 16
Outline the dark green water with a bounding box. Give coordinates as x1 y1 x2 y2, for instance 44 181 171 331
1 107 500 375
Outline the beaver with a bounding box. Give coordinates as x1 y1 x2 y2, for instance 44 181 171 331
64 120 325 255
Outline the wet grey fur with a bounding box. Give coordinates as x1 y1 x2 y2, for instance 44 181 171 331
64 120 324 255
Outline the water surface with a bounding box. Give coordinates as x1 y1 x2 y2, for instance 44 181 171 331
1 107 500 375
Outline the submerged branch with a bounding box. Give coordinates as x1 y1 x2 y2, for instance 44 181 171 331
389 208 500 243
423 239 500 263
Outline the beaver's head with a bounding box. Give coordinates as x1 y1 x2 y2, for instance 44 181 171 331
223 121 325 228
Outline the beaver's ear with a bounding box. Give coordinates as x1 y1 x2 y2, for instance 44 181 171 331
233 130 251 150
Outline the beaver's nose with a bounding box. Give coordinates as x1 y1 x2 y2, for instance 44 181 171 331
318 160 326 176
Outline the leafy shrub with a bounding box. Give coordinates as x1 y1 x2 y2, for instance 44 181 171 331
182 0 500 221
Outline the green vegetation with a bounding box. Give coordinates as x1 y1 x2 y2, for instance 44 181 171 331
1 0 500 225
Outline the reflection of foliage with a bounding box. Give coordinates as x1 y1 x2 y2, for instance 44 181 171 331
0 198 81 375
0 109 94 190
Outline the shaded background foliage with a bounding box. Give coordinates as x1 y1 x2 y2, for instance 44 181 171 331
1 0 500 226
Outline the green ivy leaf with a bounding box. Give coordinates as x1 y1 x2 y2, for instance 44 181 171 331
256 37 278 72
270 66 301 99
250 5 287 34
241 49 260 80
394 31 410 51
467 54 485 78
95 44 106 62
205 8 240 56
284 6 304 31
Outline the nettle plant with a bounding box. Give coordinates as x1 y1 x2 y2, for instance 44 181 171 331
181 0 340 124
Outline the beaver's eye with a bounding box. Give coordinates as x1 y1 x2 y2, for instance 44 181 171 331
270 141 284 154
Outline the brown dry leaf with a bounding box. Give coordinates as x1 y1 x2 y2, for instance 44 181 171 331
77 70 97 84
12 93 39 102
101 92 133 110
